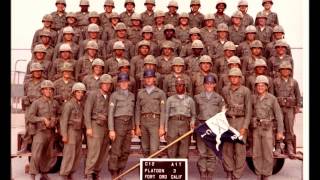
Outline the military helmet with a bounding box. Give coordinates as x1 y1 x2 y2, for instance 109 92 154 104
179 12 189 19
113 41 125 50
72 82 86 93
142 25 153 34
190 0 201 6
223 41 236 51
88 11 100 19
41 80 54 89
199 55 212 64
175 77 185 85
245 25 257 33
217 23 229 32
164 24 175 31
167 0 178 8
275 39 288 48
100 74 113 84
79 0 89 6
63 26 75 34
30 62 44 72
256 11 267 19
262 0 273 5
124 0 135 7
161 40 174 49
110 12 120 19
66 12 77 20
172 57 185 66
255 75 269 85
238 0 248 6
231 11 243 19
254 59 267 68
115 22 127 31
204 13 215 20
154 10 165 18
144 0 155 5
144 55 157 65
117 72 130 82
204 74 216 84
131 13 142 21
59 43 72 52
273 25 285 33
104 0 115 7
92 58 105 67
228 67 242 76
85 40 99 50
279 61 292 70
189 27 201 35
88 23 100 32
118 59 130 68
39 30 51 37
42 14 53 22
143 69 156 78
216 0 227 8
138 40 151 48
250 40 263 48
33 44 47 53
191 40 204 49
227 56 241 65
61 62 74 71
56 0 66 5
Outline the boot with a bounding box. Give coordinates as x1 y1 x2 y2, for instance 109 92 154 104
30 174 36 180
262 175 269 180
40 174 50 180
287 141 295 159
273 142 282 156
199 171 207 180
226 171 232 180
17 142 30 155
256 175 262 180
85 174 94 180
207 171 214 180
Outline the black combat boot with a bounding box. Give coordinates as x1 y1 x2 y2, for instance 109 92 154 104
273 142 282 156
287 141 295 159
199 170 207 180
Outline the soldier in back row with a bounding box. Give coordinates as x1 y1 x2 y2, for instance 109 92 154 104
82 58 105 91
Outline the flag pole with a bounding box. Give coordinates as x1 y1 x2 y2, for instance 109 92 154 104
114 129 194 180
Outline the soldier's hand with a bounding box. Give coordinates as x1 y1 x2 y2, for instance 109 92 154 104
86 128 93 137
190 122 195 130
295 107 302 114
135 127 141 136
276 132 284 140
240 128 247 136
109 130 116 141
62 136 68 144
158 127 165 137
131 130 135 137
43 117 50 127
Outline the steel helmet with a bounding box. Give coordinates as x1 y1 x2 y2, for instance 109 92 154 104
41 80 54 89
254 59 267 68
63 26 75 34
87 23 100 32
92 58 105 67
59 43 72 52
60 62 74 72
85 40 99 50
172 57 185 66
30 62 44 72
228 67 242 76
245 25 257 33
227 56 241 65
199 55 212 64
100 74 113 84
191 40 204 49
113 41 125 50
33 44 47 53
255 75 269 85
223 41 236 51
79 0 89 6
72 82 86 93
250 40 263 48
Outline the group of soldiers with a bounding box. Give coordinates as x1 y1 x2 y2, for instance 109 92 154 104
18 0 302 179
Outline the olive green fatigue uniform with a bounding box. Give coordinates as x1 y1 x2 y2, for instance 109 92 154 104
135 40 160 57
101 26 116 44
31 44 55 62
264 41 292 59
200 27 217 46
152 25 165 43
175 26 191 46
241 13 254 27
59 97 84 176
213 56 230 79
112 75 137 95
135 87 166 156
100 12 112 28
185 55 203 75
127 26 143 45
163 74 193 97
241 56 268 79
273 77 301 145
28 96 59 175
267 54 294 78
158 38 182 56
76 11 90 29
84 90 110 176
156 55 175 77
82 25 104 41
180 43 208 58
265 11 279 28
217 74 245 94
120 11 135 27
56 26 84 45
82 74 101 91
104 57 123 77
164 12 179 26
221 85 252 179
75 54 96 81
53 78 75 113
251 93 283 177
228 25 246 45
108 90 135 172
49 58 76 81
188 12 204 28
165 94 196 158
236 40 252 58
141 11 155 26
32 29 58 49
25 60 52 81
79 39 106 60
214 13 231 26
51 11 67 31
130 55 148 79
255 25 273 47
192 72 218 95
194 91 224 175
53 42 80 61
246 74 274 94
106 38 135 60
136 71 162 90
207 40 227 60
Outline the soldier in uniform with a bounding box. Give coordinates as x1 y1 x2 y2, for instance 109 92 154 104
164 0 180 26
156 41 176 77
175 12 191 46
221 68 252 180
158 24 182 56
82 58 105 91
180 28 208 58
153 10 166 43
120 0 136 27
194 74 225 180
32 14 58 49
273 62 301 158
255 12 273 47
108 73 136 178
130 40 151 79
185 40 207 76
76 40 99 81
51 0 67 31
251 75 284 180
207 23 229 60
260 0 279 28
135 69 166 157
135 25 160 56
236 25 257 58
76 0 90 30
237 0 254 27
188 0 204 28
136 55 162 90
56 13 84 45
228 11 246 45
112 60 137 94
59 82 86 180
214 0 231 26
32 30 55 62
200 14 217 46
163 57 193 97
127 13 143 45
28 80 59 180
99 0 115 29
141 0 156 27
104 41 126 77
165 77 196 158
82 12 104 40
101 12 120 42
213 41 237 79
84 74 113 180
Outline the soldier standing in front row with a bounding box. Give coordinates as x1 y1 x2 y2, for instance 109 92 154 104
221 68 252 180
59 82 86 180
194 74 225 180
108 73 136 179
251 75 284 180
135 69 166 157
165 77 196 158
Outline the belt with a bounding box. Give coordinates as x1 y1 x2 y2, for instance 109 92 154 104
141 113 160 119
169 115 190 121
226 115 245 119
257 118 272 122
115 115 132 121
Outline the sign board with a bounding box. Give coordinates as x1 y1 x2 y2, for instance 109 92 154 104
140 158 188 180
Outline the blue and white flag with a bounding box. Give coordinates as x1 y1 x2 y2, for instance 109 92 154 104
194 111 244 159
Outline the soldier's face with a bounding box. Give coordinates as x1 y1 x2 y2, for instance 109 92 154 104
35 52 45 60
104 5 114 13
255 83 268 94
263 2 272 10
119 66 130 73
43 21 52 28
101 83 111 92
143 32 153 40
246 33 256 40
114 49 125 56
275 46 286 55
155 17 164 24
116 30 127 38
89 17 99 24
238 5 248 13
119 81 129 90
190 34 200 41
62 71 72 79
42 88 53 98
80 5 89 12
205 20 214 27
60 51 71 59
200 62 212 72
87 49 97 57
144 64 155 70
67 17 76 24
168 7 177 14
175 84 185 94
164 30 174 39
192 48 203 55
145 4 154 11
125 3 135 11
144 77 155 86
191 5 200 12
93 65 103 75
228 63 240 69
280 69 291 77
204 83 215 92
89 32 98 39
216 4 225 13
255 66 266 74
163 48 173 56
257 18 266 26
224 50 234 58
139 46 150 55
74 90 85 101
179 18 189 26
131 20 141 26
232 17 241 26
40 36 51 45
32 70 42 79
251 47 262 56
218 31 228 39
229 76 241 85
274 32 284 40
111 18 119 25
64 33 73 41
173 65 184 73
56 3 65 12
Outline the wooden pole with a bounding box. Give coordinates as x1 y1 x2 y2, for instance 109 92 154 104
114 129 194 180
